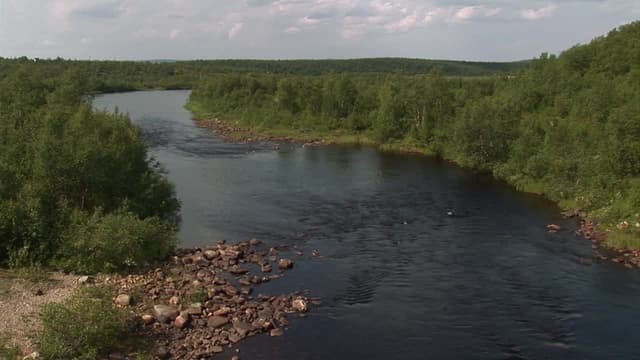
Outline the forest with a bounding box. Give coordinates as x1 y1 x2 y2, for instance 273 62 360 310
0 61 181 271
0 57 523 93
188 21 640 249
0 21 639 273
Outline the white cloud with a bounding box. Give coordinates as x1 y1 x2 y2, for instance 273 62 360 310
228 22 244 39
285 26 301 33
454 6 479 21
299 16 321 25
0 0 636 61
385 11 419 32
453 5 502 22
169 29 181 39
521 4 558 20
423 8 446 24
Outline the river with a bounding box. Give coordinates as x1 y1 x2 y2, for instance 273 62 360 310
93 90 640 360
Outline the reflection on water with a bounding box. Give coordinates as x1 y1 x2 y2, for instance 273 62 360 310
94 90 640 360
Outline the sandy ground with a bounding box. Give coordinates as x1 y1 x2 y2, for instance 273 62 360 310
0 271 80 355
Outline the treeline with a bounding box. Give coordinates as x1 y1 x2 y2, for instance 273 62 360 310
176 58 527 76
0 59 180 271
189 21 640 248
0 57 524 94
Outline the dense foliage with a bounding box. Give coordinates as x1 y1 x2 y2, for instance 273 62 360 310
189 22 640 247
0 57 523 94
0 63 180 271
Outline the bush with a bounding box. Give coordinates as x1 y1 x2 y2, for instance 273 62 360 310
39 285 134 360
55 210 177 274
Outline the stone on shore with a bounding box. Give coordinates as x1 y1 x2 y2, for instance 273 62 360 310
141 314 155 324
107 242 314 357
174 314 189 329
203 249 218 260
207 315 229 328
232 320 254 337
153 305 179 323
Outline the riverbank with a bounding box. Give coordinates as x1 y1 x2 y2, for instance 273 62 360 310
1 240 316 359
106 239 315 359
191 113 640 267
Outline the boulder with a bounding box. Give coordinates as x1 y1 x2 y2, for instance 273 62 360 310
153 305 179 323
213 306 232 316
174 315 189 329
185 303 203 316
292 298 308 312
232 320 254 337
115 294 131 307
203 249 218 260
207 316 229 328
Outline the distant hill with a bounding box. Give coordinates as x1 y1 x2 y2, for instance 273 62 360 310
176 58 529 76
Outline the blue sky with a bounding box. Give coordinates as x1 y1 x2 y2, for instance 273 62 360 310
0 0 638 61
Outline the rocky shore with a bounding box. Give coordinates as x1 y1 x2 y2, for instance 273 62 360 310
104 239 319 359
561 209 640 269
194 118 327 148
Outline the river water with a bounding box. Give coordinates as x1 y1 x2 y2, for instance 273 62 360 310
93 90 640 360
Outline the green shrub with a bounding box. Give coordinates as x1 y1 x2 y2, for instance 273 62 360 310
55 210 177 274
39 285 134 360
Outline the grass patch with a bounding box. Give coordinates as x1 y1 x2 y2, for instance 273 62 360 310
0 335 21 360
15 267 52 283
187 288 208 304
604 230 640 250
39 285 147 360
0 271 15 300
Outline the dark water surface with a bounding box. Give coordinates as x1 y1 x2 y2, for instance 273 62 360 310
94 90 640 360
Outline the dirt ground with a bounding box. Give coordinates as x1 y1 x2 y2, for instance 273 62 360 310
0 270 80 355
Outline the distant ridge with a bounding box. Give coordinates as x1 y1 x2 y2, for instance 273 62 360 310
144 57 530 76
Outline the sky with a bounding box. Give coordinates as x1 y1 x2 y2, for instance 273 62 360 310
0 0 638 61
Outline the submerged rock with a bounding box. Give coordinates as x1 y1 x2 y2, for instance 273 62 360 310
278 258 294 269
292 298 308 312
